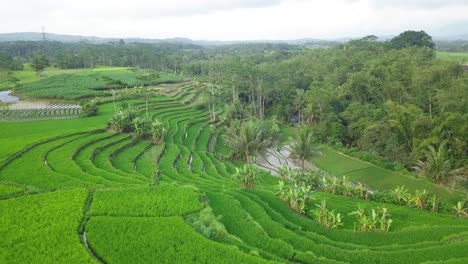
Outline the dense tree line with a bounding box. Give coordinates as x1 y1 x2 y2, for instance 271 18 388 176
0 40 299 72
185 31 467 174
0 31 466 175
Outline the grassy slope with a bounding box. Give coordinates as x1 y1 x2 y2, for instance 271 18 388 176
0 74 466 263
436 51 468 64
312 147 464 201
2 65 181 99
0 189 95 263
0 102 114 163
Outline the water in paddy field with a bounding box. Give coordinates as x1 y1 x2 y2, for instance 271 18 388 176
0 90 20 103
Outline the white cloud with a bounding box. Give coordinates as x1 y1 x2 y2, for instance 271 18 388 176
0 0 467 40
366 0 468 9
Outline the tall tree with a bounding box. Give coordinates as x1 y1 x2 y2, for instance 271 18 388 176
31 55 49 76
390 30 435 50
413 144 453 212
223 120 272 164
293 89 307 125
290 127 321 174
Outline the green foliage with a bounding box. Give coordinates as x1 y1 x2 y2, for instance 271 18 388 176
452 201 468 218
0 189 94 263
223 120 273 163
14 67 180 99
234 164 259 189
390 30 435 49
80 100 98 117
392 185 410 204
0 184 25 197
311 200 344 228
86 216 267 264
225 100 248 122
414 144 454 211
348 205 392 233
0 41 467 264
90 185 203 217
313 147 464 202
150 118 167 143
31 55 50 75
290 126 321 173
0 51 22 70
186 207 228 240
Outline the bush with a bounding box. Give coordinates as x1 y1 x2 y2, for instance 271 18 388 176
186 207 228 240
79 100 98 117
311 200 344 228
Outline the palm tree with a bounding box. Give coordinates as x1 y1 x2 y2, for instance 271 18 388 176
290 127 321 174
413 144 453 212
223 120 272 164
293 89 307 125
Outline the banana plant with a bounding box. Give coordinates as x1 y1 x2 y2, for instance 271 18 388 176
341 176 353 196
276 180 286 201
355 182 368 199
392 185 410 204
311 200 343 229
411 189 427 209
326 176 338 194
378 207 392 232
453 201 468 217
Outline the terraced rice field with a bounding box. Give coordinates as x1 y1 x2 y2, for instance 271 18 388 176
312 147 465 202
1 101 82 121
0 82 467 263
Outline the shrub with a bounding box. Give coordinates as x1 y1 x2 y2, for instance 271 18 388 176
234 164 259 189
186 207 228 240
79 99 98 117
348 206 392 233
311 200 344 229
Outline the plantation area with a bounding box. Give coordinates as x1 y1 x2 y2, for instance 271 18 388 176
0 65 182 99
0 77 467 263
0 30 467 264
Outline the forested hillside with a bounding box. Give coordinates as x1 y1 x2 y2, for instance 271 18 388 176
1 31 466 174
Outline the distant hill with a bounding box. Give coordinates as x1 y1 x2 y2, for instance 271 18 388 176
0 31 466 46
0 32 338 47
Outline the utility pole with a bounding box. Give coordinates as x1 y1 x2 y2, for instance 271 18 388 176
41 26 46 41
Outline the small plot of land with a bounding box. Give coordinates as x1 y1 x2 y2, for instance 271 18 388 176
5 66 182 100
0 184 25 197
1 101 82 121
313 147 465 201
437 51 468 64
0 189 94 263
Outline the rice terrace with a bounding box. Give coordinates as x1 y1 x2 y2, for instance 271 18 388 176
1 5 468 264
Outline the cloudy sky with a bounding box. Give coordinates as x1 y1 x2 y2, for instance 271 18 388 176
1 0 467 40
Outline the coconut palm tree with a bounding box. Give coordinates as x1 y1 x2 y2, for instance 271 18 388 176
290 127 321 174
413 144 453 212
223 120 272 164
